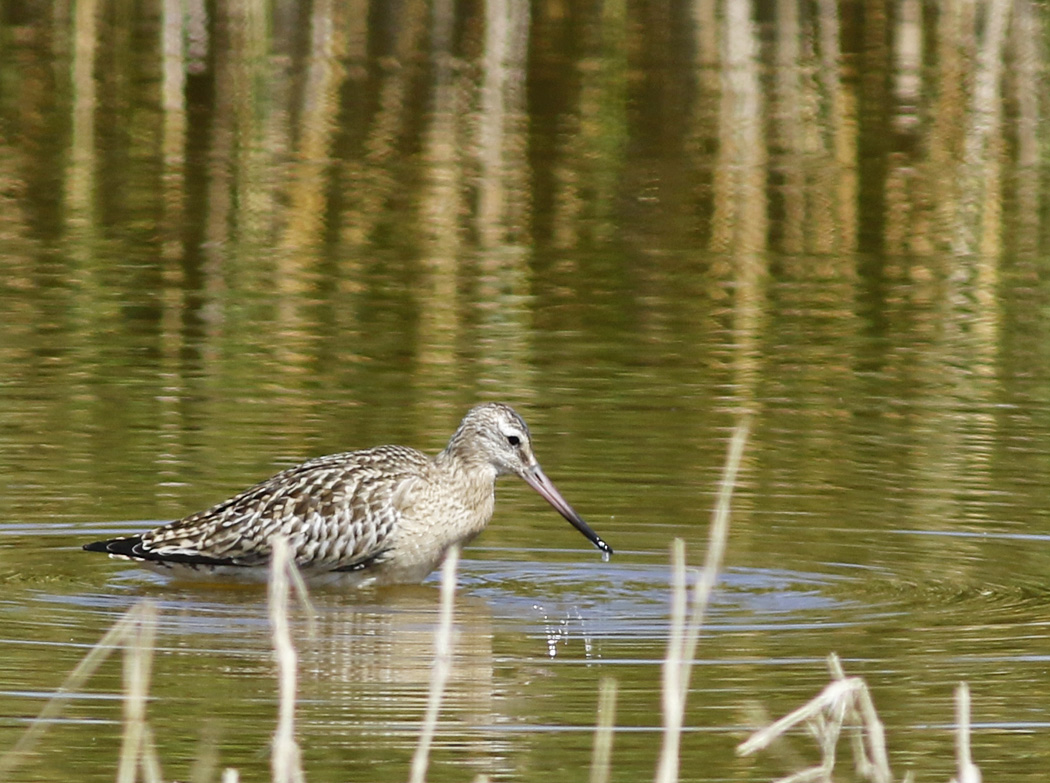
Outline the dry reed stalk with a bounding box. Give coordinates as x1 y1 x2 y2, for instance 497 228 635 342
0 600 161 779
189 722 222 783
137 724 165 783
951 683 981 783
828 654 890 782
117 599 162 783
408 544 461 783
737 654 892 783
589 677 618 783
655 421 749 783
269 536 307 783
656 542 689 783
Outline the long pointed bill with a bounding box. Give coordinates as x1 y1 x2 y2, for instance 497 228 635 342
522 465 613 556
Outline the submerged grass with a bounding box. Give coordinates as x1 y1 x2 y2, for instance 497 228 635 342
1 421 983 782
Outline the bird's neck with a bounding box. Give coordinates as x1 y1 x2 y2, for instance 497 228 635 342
434 440 499 484
432 444 499 536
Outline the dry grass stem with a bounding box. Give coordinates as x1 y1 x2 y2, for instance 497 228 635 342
189 722 222 783
0 600 161 779
951 683 981 783
589 677 618 783
739 658 979 783
138 724 165 783
655 421 748 783
656 539 691 783
118 599 161 783
737 655 892 783
269 536 306 783
688 421 749 663
286 550 319 637
408 544 461 783
826 655 890 782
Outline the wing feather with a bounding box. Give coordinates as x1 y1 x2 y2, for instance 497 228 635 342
104 446 429 571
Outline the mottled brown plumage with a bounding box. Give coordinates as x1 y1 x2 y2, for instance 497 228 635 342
84 403 612 586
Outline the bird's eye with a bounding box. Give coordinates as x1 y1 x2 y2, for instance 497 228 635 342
507 435 521 446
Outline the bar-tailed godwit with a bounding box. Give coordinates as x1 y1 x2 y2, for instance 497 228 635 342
84 403 612 585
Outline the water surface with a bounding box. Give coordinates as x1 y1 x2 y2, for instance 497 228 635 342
3 1 1050 781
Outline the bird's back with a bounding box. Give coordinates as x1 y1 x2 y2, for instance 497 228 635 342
106 445 433 574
